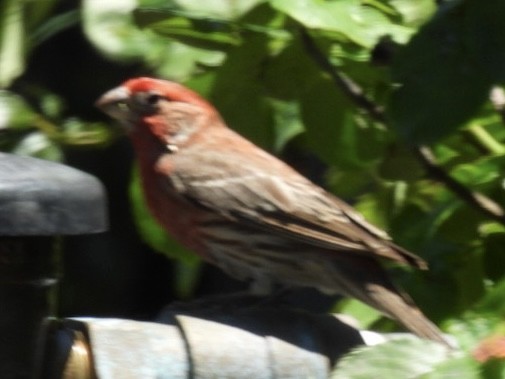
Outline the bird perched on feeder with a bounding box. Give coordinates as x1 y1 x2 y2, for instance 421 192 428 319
96 77 448 345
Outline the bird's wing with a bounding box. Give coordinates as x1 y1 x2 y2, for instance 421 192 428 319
162 149 426 269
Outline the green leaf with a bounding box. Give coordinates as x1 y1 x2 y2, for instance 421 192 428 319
419 356 479 379
129 165 198 265
155 40 225 81
301 78 385 169
60 118 113 146
352 182 410 231
139 0 263 20
353 188 390 231
465 124 505 156
0 0 25 87
450 155 505 190
390 0 505 143
477 278 505 316
82 0 164 60
134 9 241 50
379 144 424 181
389 0 436 27
465 0 505 83
450 245 485 310
327 167 373 199
0 91 37 129
177 0 264 19
336 299 382 329
300 78 353 166
12 131 62 161
271 0 412 47
331 337 450 379
482 228 505 281
209 34 274 147
479 222 505 237
39 93 64 119
135 1 288 50
445 314 501 351
24 0 59 29
481 360 505 379
263 38 321 99
269 99 304 152
30 10 80 47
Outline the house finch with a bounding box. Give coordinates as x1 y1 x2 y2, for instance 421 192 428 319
96 77 448 345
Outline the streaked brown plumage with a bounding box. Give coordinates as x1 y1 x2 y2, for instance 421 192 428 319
96 77 448 345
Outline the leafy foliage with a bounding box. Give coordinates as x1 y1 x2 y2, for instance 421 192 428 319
390 0 505 143
1 0 505 374
330 337 478 379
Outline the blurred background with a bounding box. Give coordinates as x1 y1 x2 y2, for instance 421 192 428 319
1 0 505 373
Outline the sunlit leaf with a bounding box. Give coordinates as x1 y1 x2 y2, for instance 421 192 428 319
389 0 436 27
135 1 288 50
331 337 451 379
420 356 479 379
336 299 382 329
176 0 263 19
445 314 501 351
353 184 396 230
0 91 37 130
82 0 164 60
271 0 412 47
12 131 62 161
139 0 263 20
155 40 225 81
61 119 113 146
0 0 25 87
134 9 241 49
450 155 505 190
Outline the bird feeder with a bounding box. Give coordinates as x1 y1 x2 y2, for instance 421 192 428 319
0 152 107 378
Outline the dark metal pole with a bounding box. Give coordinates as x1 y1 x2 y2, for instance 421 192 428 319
0 153 107 378
0 237 57 378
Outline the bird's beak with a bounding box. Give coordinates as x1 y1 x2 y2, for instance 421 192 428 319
95 86 131 122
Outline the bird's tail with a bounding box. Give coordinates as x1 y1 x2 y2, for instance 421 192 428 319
324 255 450 347
362 282 450 346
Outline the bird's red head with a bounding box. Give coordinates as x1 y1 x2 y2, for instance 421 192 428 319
121 77 214 111
96 77 215 121
96 77 220 147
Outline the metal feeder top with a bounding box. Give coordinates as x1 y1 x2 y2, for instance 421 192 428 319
0 152 107 236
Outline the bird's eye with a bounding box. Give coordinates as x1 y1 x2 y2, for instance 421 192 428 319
146 93 163 105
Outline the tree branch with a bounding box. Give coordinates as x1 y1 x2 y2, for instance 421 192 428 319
413 146 505 221
299 28 505 225
300 29 386 124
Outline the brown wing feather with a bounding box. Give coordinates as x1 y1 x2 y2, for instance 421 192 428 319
161 142 426 269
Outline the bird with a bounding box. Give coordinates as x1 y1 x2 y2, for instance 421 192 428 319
96 77 448 345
